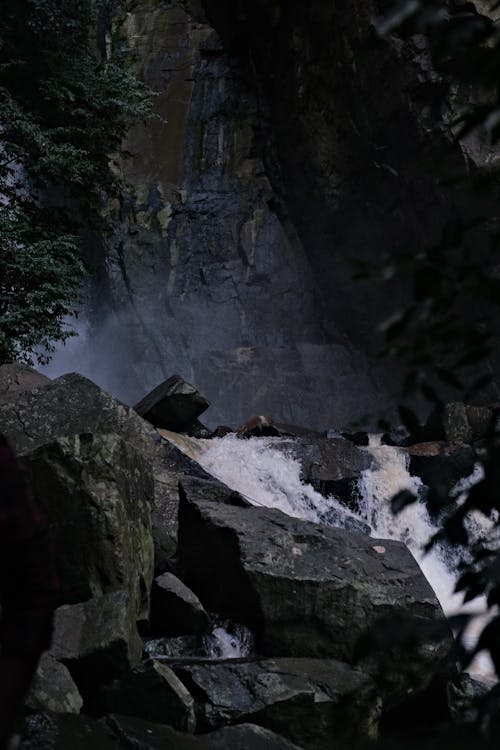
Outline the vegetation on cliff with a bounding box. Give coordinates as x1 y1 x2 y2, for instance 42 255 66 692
0 0 150 365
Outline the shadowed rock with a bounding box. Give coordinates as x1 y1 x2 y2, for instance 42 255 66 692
170 657 380 749
134 375 210 432
50 590 142 700
107 715 304 749
0 373 227 563
95 660 196 731
178 488 454 707
407 441 476 490
25 654 83 715
151 572 210 636
23 433 154 620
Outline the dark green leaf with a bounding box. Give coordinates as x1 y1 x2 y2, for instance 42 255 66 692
391 489 417 514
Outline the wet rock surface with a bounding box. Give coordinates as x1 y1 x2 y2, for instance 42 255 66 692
19 712 304 749
274 435 372 510
0 373 229 562
106 716 305 750
178 489 454 705
0 372 489 747
406 441 476 491
170 657 380 749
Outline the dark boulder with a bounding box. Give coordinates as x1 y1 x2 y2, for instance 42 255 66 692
422 402 500 445
407 442 476 491
178 474 250 509
341 431 370 447
211 425 234 438
107 715 304 749
144 634 207 659
178 490 453 707
19 713 120 749
235 415 283 438
270 436 372 511
185 418 212 438
0 363 51 404
150 572 211 636
447 672 491 724
466 404 500 443
143 617 254 660
441 403 473 444
95 660 196 731
134 375 209 432
23 432 154 620
276 436 371 486
25 653 83 715
0 373 218 563
171 657 380 749
381 426 412 447
50 590 142 700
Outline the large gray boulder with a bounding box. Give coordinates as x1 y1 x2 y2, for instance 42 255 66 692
25 653 83 715
178 490 453 706
23 433 154 620
108 717 304 749
278 436 372 485
134 374 210 431
0 372 221 562
170 657 380 749
20 713 303 750
270 436 372 514
50 590 142 699
0 363 51 404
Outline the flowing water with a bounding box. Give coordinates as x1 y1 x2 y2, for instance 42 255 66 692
163 431 497 678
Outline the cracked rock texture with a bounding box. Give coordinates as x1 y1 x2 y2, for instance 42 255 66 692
68 0 382 431
52 0 497 429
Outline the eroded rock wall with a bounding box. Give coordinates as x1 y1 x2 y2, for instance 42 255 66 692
75 0 382 430
201 0 496 354
62 0 496 429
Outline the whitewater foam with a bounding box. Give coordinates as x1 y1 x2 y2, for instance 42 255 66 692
162 430 497 680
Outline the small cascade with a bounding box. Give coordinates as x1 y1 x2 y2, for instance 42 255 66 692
161 430 497 680
165 431 364 530
358 437 458 608
202 619 254 659
360 437 495 682
144 619 254 661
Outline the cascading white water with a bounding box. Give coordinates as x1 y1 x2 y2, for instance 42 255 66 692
144 619 254 660
202 620 254 659
163 431 497 679
165 431 363 528
359 438 495 682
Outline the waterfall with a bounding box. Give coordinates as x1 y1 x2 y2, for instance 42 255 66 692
359 438 495 682
164 431 497 681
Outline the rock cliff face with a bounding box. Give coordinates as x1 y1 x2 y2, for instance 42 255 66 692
64 0 491 428
202 0 496 346
74 0 380 430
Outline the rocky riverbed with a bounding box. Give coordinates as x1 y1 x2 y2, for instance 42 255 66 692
0 364 497 749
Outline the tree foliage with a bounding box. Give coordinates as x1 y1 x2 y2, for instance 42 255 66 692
0 0 151 364
364 0 500 740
